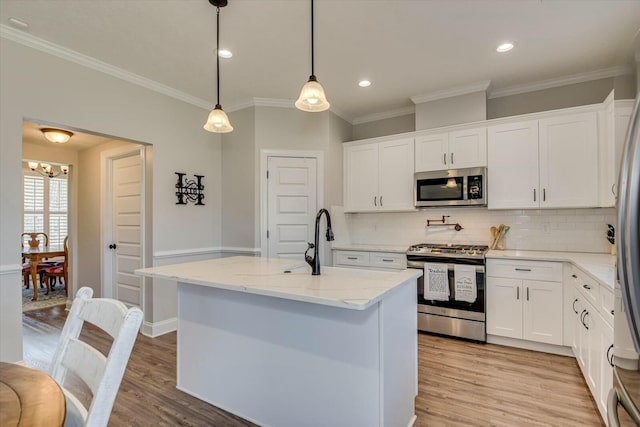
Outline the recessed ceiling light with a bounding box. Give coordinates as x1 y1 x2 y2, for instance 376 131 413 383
358 80 371 87
8 17 28 29
496 42 514 53
218 49 233 59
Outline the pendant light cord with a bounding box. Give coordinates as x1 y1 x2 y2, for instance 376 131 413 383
216 6 221 106
311 0 314 77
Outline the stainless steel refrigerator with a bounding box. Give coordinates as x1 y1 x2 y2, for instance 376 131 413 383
610 94 640 426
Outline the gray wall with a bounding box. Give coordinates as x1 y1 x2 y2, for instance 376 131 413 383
487 76 635 119
415 91 486 130
352 114 415 141
0 38 222 361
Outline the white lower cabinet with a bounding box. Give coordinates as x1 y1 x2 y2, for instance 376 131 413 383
332 249 407 271
570 276 614 423
487 260 563 345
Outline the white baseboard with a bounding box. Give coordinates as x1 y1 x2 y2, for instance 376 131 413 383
487 335 573 357
141 317 177 338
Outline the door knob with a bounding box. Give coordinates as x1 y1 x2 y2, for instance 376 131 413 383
108 243 117 250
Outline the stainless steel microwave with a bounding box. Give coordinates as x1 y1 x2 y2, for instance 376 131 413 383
414 167 487 207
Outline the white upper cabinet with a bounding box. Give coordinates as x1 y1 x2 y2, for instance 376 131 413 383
600 96 634 207
415 127 486 172
488 120 540 209
488 111 600 209
344 137 415 212
538 112 599 208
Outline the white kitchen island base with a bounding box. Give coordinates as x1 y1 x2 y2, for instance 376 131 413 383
137 257 419 427
177 279 416 427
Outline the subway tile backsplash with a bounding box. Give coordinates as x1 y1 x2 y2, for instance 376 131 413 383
341 207 616 253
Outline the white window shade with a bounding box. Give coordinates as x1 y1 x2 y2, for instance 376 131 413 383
23 170 68 247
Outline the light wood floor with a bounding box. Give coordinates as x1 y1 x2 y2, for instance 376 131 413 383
23 306 602 426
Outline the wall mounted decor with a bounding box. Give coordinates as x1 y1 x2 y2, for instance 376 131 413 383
175 172 205 205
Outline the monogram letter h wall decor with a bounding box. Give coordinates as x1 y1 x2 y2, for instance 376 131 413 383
175 172 205 205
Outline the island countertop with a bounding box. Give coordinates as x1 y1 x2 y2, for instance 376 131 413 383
135 256 421 311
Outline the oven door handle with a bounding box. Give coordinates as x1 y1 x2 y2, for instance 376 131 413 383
407 261 485 273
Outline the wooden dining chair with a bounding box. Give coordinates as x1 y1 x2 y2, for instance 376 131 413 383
21 232 51 290
44 236 69 295
48 287 143 427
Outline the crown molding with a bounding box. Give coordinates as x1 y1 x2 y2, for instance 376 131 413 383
410 80 492 105
226 97 354 123
488 65 633 99
0 24 214 111
352 106 415 125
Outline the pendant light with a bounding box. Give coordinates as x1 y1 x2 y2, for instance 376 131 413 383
204 0 233 133
295 0 330 112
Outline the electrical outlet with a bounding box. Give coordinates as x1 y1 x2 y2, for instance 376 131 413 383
542 223 550 234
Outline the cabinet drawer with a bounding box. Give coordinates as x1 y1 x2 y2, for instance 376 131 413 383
599 286 614 326
572 266 599 306
370 252 407 270
334 251 370 267
487 259 562 282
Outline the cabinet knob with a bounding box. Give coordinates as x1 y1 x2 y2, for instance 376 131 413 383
583 284 591 290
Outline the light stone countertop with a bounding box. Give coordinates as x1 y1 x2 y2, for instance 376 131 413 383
136 256 422 311
487 249 616 289
331 243 409 254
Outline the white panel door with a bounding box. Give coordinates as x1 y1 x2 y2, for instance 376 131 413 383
111 154 142 307
486 277 522 339
522 280 563 345
344 143 379 212
414 133 448 172
539 112 599 208
378 138 415 211
267 157 317 259
487 120 540 209
448 126 487 169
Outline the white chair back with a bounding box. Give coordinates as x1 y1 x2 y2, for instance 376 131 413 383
49 287 143 427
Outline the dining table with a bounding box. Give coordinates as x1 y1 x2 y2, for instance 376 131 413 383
22 243 65 301
0 362 66 427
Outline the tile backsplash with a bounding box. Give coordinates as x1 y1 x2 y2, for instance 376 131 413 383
334 207 616 253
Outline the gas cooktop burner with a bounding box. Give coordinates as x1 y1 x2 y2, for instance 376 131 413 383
407 243 489 258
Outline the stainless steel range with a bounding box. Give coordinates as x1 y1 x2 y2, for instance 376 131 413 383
406 243 489 342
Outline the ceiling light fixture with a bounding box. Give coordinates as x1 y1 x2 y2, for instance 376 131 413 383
204 0 233 133
358 80 371 88
496 42 514 53
28 161 69 178
295 0 330 112
218 49 233 59
41 128 73 144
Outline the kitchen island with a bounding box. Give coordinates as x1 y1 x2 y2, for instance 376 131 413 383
135 256 421 427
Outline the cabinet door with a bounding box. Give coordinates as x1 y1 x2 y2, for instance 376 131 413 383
344 143 379 212
598 318 614 420
378 138 415 211
522 280 563 345
487 277 522 339
448 127 487 169
613 104 634 198
487 121 539 209
571 288 583 361
415 133 448 172
539 112 599 208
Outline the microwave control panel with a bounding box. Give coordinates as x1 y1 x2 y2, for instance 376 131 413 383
467 175 483 200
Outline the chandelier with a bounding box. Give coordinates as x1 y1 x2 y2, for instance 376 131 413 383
28 162 69 178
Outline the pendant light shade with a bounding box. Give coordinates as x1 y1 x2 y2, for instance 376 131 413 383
204 0 233 133
296 0 329 113
204 104 233 133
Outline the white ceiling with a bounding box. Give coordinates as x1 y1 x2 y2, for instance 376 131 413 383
2 0 640 123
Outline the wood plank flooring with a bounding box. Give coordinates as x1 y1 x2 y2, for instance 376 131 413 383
22 306 602 426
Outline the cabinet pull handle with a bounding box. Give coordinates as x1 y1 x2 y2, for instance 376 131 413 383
580 310 587 327
382 259 394 262
533 189 536 202
526 287 529 301
607 344 615 367
380 196 383 206
451 152 454 164
374 196 377 206
583 284 591 290
443 153 447 165
612 183 616 196
611 309 615 316
516 287 520 300
347 257 358 260
572 298 578 314
572 274 577 278
543 188 546 202
515 268 531 272
583 311 589 330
